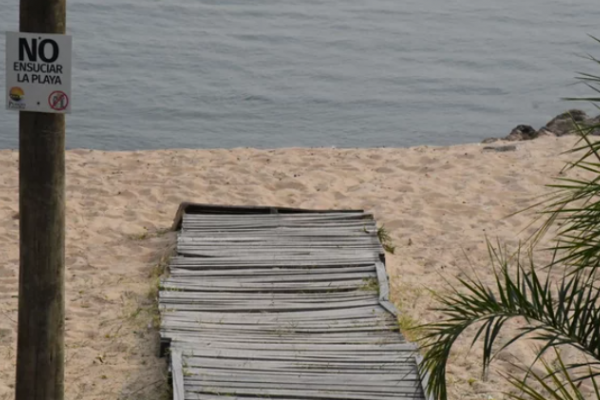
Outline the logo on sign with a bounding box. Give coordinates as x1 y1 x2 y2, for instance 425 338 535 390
7 87 26 110
9 87 24 102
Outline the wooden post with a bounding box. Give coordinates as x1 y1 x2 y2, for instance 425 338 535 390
15 0 66 399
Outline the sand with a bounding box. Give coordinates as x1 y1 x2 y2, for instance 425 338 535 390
0 136 587 399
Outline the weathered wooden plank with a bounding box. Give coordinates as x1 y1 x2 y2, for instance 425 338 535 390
178 239 377 245
179 358 419 373
165 330 405 339
173 202 366 229
160 291 375 301
173 348 417 363
183 386 420 400
188 380 421 392
187 395 423 400
161 311 393 323
379 300 400 317
180 229 379 236
168 338 406 346
160 304 382 313
164 272 376 283
375 262 390 301
160 298 381 307
177 241 378 247
169 266 376 277
161 320 396 331
183 218 371 224
177 250 379 258
171 350 185 400
178 237 380 243
162 320 396 329
182 210 367 218
169 257 380 267
161 317 393 328
162 326 397 335
415 354 435 400
182 222 376 226
162 322 396 332
160 280 368 291
161 308 394 320
179 343 417 354
182 223 377 230
185 371 415 383
173 341 416 352
160 306 392 320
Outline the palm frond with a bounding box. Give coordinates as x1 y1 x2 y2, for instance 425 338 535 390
505 348 598 400
417 242 600 400
532 126 600 272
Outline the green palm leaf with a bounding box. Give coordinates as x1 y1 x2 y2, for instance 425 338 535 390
505 349 599 400
417 242 600 400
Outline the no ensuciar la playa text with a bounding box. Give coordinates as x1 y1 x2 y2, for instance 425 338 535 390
13 62 64 85
12 37 65 85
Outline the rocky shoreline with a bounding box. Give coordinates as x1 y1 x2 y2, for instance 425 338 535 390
483 109 600 143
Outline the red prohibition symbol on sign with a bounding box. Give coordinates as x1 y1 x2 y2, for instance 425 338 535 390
48 91 69 111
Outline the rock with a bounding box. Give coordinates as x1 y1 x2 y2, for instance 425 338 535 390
505 125 538 141
586 114 600 135
542 109 588 136
483 145 517 152
489 109 600 144
534 127 557 137
481 137 499 144
588 114 600 124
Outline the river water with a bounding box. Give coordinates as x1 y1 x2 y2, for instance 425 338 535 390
1 0 599 149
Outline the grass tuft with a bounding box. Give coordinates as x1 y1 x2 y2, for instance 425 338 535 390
377 226 396 254
398 313 423 343
359 277 380 294
129 227 172 241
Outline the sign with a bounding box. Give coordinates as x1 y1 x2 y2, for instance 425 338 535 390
5 32 72 113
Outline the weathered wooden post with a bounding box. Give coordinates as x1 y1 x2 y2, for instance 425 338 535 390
13 0 68 399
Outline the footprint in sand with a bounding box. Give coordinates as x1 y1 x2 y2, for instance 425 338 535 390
374 166 395 174
274 180 307 191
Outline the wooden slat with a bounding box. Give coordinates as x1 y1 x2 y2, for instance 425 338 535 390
375 262 390 301
189 380 422 392
189 394 423 400
415 354 436 400
172 202 365 230
181 358 419 373
171 350 185 400
186 371 415 383
379 300 400 317
184 386 418 400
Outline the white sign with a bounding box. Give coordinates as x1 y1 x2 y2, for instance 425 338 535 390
5 32 72 113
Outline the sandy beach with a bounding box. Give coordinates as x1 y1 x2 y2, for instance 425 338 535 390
0 136 586 399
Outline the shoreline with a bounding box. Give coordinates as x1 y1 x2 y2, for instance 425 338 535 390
1 108 594 154
0 136 559 153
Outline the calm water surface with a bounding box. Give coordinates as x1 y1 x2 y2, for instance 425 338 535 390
1 0 599 149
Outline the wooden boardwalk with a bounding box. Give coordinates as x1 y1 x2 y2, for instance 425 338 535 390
160 204 429 400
